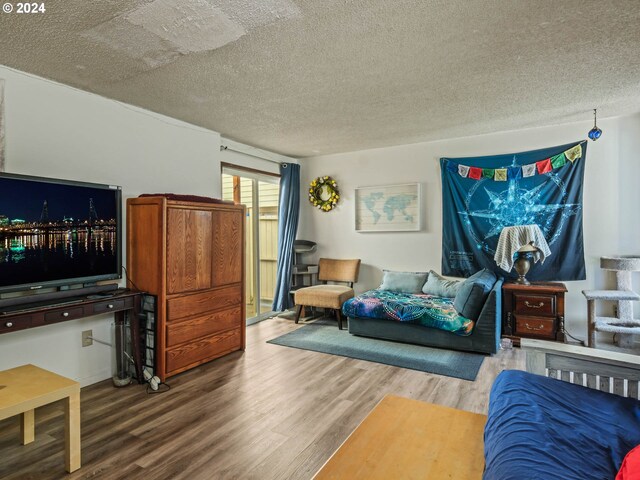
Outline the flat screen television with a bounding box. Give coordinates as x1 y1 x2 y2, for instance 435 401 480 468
0 173 122 293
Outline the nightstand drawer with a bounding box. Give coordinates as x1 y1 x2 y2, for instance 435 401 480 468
514 294 556 316
514 316 556 338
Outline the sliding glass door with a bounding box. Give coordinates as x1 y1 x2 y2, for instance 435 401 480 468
222 167 279 325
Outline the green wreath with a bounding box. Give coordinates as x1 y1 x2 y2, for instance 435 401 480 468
308 176 340 211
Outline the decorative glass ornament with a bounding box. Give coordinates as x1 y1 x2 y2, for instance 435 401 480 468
588 109 602 141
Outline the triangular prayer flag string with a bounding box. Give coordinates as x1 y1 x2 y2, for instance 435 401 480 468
494 168 507 181
550 153 566 169
507 166 522 180
522 164 536 177
468 167 482 180
536 158 552 174
565 144 582 162
446 141 584 181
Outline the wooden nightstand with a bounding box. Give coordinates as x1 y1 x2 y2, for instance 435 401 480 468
502 282 567 346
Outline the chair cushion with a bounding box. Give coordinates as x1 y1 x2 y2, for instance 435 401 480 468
295 285 355 309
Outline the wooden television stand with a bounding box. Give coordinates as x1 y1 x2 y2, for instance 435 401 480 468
0 288 145 383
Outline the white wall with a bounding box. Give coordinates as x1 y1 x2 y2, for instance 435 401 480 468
298 113 640 338
0 66 222 386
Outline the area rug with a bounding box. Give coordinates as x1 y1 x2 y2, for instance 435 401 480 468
267 318 485 381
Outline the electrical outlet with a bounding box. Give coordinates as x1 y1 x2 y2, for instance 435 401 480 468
82 330 93 347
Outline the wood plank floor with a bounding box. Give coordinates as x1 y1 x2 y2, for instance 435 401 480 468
0 317 524 479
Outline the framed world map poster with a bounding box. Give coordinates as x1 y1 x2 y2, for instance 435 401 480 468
355 183 421 232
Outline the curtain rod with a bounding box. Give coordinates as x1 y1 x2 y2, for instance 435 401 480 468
220 145 289 167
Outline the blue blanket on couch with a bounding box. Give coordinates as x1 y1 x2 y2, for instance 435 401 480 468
342 289 474 336
484 370 640 480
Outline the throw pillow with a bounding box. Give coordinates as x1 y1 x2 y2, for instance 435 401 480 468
617 445 640 480
422 270 461 297
379 270 428 294
453 269 497 320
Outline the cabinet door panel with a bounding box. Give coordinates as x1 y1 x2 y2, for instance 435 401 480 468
167 208 213 294
127 202 164 294
212 210 243 286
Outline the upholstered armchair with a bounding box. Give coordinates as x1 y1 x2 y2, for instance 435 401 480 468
294 258 361 329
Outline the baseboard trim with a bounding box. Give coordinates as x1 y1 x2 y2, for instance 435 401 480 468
79 368 112 388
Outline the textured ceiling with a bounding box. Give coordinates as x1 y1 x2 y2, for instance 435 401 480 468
1 0 639 157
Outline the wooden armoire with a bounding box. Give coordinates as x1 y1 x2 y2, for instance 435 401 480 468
127 196 245 381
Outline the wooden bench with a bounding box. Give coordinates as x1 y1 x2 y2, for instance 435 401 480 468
313 395 486 479
0 364 81 473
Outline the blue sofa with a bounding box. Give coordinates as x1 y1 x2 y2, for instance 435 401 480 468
346 278 503 355
484 370 640 479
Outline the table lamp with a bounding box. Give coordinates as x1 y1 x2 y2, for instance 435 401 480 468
494 225 551 285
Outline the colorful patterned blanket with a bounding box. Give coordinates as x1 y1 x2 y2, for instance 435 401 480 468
342 289 474 336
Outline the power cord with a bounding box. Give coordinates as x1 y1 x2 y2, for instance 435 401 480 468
145 380 171 395
563 327 586 346
121 265 143 292
122 351 170 395
142 368 171 394
86 335 112 347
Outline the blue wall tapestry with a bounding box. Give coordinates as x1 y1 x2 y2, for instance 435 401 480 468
441 141 587 281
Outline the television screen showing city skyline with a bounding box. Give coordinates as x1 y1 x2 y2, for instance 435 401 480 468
0 174 121 291
0 177 118 222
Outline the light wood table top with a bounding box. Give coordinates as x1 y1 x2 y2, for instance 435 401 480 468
0 364 79 420
0 364 81 473
314 395 487 480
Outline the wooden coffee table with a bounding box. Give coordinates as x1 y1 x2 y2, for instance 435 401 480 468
314 395 486 479
0 364 81 473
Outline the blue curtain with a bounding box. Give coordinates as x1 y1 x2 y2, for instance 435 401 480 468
441 141 587 281
272 163 300 311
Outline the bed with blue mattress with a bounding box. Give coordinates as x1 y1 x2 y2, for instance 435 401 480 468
484 369 640 479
